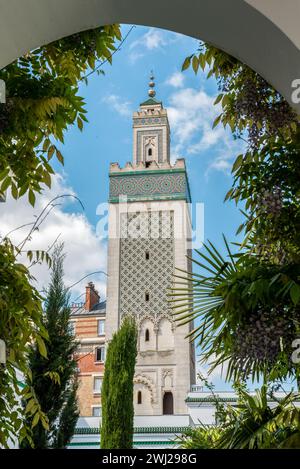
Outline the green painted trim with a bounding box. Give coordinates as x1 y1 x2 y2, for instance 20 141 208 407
68 441 177 447
75 426 189 435
109 193 189 203
109 168 186 177
140 98 162 106
186 397 300 403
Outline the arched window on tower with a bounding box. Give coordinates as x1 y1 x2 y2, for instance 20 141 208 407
163 392 174 415
148 148 152 157
137 391 142 404
145 328 150 342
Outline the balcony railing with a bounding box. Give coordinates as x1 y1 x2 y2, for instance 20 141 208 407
190 385 203 392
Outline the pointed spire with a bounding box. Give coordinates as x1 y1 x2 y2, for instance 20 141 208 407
148 71 156 98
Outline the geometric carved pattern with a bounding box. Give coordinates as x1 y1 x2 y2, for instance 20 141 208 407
119 211 174 321
109 172 187 202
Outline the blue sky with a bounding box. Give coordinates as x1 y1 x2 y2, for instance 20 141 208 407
55 24 245 241
1 25 252 390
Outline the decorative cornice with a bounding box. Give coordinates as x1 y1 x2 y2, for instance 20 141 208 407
110 168 186 177
69 441 177 447
109 193 189 203
186 396 300 403
74 426 190 435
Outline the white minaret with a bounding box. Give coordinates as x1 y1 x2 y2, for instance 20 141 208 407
105 74 195 416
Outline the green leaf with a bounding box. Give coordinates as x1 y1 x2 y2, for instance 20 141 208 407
182 55 192 71
290 284 300 305
36 336 47 358
42 138 51 152
192 56 199 74
222 94 230 106
28 189 36 207
214 94 223 105
47 145 55 161
77 117 83 131
232 154 244 173
32 412 40 428
1 176 11 192
212 114 222 129
199 54 206 71
43 171 51 188
56 149 64 165
11 183 18 200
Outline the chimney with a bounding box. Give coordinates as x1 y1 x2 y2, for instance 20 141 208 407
85 282 100 311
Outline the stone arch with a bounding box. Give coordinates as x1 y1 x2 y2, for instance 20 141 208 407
133 373 157 404
0 1 299 113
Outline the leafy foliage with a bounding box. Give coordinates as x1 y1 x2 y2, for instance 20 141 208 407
182 42 300 265
0 24 121 205
101 316 137 449
171 237 300 382
21 244 79 448
216 385 300 449
177 382 300 449
178 42 300 388
0 238 49 447
177 424 221 449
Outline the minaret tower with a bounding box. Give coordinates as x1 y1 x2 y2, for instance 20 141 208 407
106 74 195 416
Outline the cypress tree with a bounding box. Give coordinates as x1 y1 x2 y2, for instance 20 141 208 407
21 243 79 448
101 316 137 449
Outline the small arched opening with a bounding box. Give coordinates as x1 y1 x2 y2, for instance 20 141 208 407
137 390 142 404
145 328 150 342
163 391 174 415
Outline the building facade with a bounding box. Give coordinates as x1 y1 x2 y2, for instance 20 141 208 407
70 282 106 417
105 77 196 417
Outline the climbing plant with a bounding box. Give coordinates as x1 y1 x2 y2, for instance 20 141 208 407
0 238 49 447
0 24 121 205
0 24 121 447
172 42 300 385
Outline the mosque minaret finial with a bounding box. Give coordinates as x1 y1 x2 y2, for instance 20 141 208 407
148 71 156 98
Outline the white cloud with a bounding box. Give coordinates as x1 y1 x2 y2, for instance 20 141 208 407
195 354 229 384
165 71 185 88
0 174 107 301
167 87 245 174
128 50 144 65
102 94 132 117
130 28 167 52
128 27 179 64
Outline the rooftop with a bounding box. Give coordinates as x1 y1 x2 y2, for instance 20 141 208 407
70 300 106 317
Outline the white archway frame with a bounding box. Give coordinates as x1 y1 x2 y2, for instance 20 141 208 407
0 0 299 113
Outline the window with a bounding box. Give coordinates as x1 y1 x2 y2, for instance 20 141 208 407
145 251 150 260
145 292 149 302
148 148 152 156
97 319 105 336
145 161 151 168
93 377 103 394
92 406 102 417
68 321 75 335
137 391 142 404
95 346 105 362
145 329 150 342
